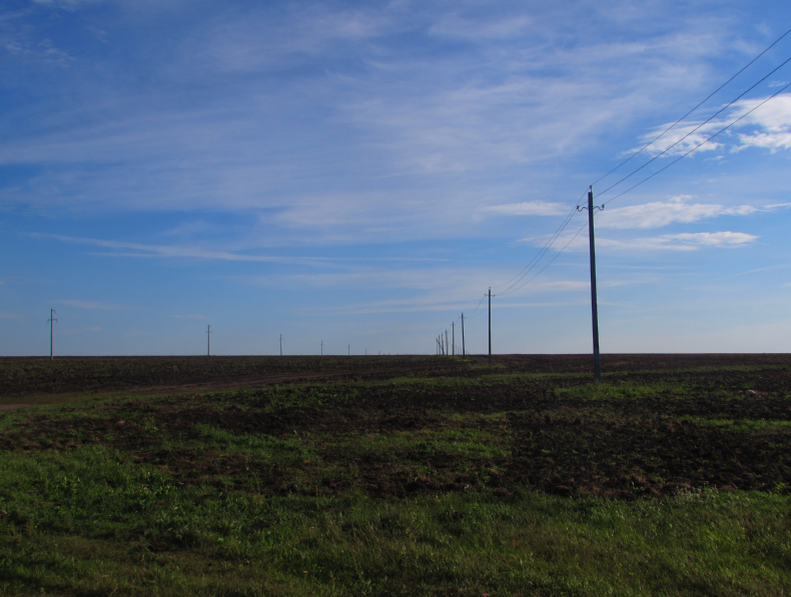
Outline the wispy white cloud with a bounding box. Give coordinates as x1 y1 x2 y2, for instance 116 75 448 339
56 299 131 310
61 326 103 334
33 233 326 265
31 233 445 266
597 195 763 229
635 93 791 157
429 13 533 39
483 201 569 216
523 229 759 252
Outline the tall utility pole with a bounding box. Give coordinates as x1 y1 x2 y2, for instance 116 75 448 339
348 344 350 356
321 340 324 356
451 322 455 356
578 186 603 381
461 313 466 356
280 334 283 356
207 325 212 356
488 288 493 366
47 309 57 360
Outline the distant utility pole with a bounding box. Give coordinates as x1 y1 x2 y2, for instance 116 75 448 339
280 334 283 356
47 309 57 360
578 186 603 382
207 325 212 356
445 330 449 356
488 288 493 366
461 313 466 356
348 344 350 356
451 322 455 356
321 340 324 356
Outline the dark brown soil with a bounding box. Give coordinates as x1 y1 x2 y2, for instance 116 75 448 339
2 354 790 500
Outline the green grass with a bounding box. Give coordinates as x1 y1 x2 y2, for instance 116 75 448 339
2 357 791 595
0 446 788 596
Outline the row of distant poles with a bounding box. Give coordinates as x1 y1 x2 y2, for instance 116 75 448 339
435 288 493 364
436 313 467 357
438 187 601 378
46 189 602 367
45 319 382 358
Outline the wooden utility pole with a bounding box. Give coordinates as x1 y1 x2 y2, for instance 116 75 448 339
280 334 283 356
207 325 212 356
321 340 324 356
461 313 466 356
445 330 449 356
488 288 493 366
47 309 57 360
451 322 455 356
348 344 350 356
579 186 603 381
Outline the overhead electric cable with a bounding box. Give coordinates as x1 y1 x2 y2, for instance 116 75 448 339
603 79 791 206
491 189 587 294
498 221 589 297
458 28 791 313
464 293 488 320
597 53 791 198
592 25 791 187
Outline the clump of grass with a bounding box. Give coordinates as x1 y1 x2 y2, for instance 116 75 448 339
553 381 677 401
1 446 789 596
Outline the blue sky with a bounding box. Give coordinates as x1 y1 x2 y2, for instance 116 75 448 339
3 0 791 356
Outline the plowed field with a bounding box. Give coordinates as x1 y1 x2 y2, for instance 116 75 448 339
2 353 790 501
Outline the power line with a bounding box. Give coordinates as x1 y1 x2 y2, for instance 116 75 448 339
592 25 791 188
603 79 791 207
498 221 588 297
455 28 791 320
492 189 588 295
597 53 791 199
464 292 489 320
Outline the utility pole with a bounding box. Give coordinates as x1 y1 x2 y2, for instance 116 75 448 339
461 313 466 356
207 325 212 356
321 340 324 356
348 344 350 356
488 288 493 366
445 330 449 356
47 309 57 360
451 322 455 356
280 334 283 356
578 186 603 381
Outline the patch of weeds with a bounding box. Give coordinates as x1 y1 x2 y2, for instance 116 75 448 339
554 381 677 401
192 424 318 466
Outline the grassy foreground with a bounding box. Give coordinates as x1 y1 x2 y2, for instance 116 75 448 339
0 356 789 596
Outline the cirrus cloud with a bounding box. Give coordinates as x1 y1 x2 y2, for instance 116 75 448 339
483 201 569 216
597 195 761 229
